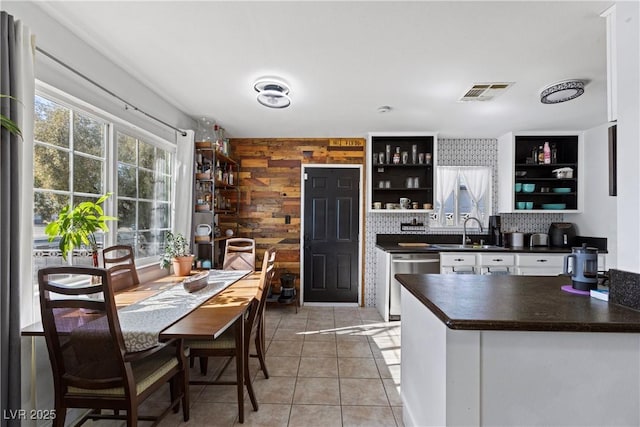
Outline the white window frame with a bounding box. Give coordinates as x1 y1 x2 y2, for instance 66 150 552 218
34 82 176 268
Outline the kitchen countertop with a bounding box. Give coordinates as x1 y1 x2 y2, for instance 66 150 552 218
375 242 574 253
395 273 640 332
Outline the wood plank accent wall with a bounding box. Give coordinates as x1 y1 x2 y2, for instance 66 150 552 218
230 138 366 293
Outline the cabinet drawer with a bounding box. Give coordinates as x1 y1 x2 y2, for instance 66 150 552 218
516 254 564 268
477 253 515 266
440 253 476 266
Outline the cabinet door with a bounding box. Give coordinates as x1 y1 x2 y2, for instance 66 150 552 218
516 253 565 276
440 253 476 274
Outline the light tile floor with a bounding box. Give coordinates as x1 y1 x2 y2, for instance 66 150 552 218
81 306 402 427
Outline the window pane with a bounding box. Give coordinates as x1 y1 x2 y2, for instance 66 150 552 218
117 133 136 164
74 113 104 157
34 146 69 191
73 154 103 194
33 191 69 242
156 203 170 228
118 164 137 198
155 174 171 202
34 96 69 148
138 169 155 200
138 201 153 230
139 140 155 170
117 199 136 230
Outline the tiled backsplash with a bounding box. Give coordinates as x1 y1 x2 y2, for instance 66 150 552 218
363 138 563 307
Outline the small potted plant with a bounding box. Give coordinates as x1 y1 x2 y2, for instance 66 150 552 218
160 231 194 276
44 193 117 266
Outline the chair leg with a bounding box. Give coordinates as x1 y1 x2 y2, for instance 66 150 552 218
182 365 190 421
53 403 65 427
170 377 179 413
199 356 209 376
255 332 269 379
126 403 137 427
245 350 259 412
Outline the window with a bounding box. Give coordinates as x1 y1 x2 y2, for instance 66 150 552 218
33 89 175 285
116 131 172 260
431 166 491 228
33 94 108 268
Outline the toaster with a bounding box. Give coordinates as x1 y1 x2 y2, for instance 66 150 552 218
529 233 549 247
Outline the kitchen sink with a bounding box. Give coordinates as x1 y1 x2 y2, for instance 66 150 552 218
433 244 502 250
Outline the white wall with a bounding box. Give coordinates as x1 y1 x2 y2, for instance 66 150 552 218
614 1 640 272
3 1 194 142
566 123 617 267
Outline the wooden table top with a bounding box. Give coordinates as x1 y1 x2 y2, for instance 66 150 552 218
21 271 261 339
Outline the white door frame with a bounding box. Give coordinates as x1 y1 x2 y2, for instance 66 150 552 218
300 164 364 306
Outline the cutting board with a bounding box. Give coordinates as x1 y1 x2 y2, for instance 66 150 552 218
397 242 431 247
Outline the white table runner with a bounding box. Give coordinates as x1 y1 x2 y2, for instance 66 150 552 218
118 269 251 352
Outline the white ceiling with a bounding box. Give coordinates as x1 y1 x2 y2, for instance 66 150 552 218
36 1 613 139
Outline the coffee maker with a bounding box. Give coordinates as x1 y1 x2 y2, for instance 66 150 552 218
563 244 598 291
488 215 502 246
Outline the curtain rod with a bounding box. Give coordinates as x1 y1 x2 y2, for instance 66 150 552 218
36 46 188 137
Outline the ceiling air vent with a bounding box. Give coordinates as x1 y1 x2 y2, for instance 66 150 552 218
459 82 514 102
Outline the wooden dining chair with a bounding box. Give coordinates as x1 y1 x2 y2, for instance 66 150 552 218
102 244 140 292
187 247 276 423
223 238 256 271
38 266 189 427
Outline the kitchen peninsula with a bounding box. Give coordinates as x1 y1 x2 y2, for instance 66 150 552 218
397 274 640 427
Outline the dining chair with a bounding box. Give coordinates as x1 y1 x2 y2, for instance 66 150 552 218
38 266 189 427
223 238 256 271
187 247 276 423
102 244 140 292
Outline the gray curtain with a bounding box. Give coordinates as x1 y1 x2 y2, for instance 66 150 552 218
1 11 22 427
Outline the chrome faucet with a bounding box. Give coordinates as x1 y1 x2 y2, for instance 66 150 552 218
462 217 483 245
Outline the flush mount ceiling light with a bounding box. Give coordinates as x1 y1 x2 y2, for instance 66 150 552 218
254 78 291 109
540 80 584 104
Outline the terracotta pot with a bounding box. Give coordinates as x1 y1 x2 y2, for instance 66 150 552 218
172 255 194 277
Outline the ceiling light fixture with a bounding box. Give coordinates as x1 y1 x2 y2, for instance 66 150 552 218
540 79 584 104
254 78 291 109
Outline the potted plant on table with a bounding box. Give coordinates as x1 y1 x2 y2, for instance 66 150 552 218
160 231 194 277
44 193 117 266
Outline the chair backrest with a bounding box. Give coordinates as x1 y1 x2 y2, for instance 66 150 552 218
38 266 130 392
102 245 139 291
245 247 276 339
223 238 256 271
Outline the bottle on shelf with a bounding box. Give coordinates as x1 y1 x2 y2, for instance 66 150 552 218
537 145 544 164
393 147 401 164
551 143 558 163
543 142 551 164
216 160 223 182
228 165 234 186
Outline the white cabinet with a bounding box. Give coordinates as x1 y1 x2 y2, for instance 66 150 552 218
498 132 584 214
515 253 607 276
440 252 516 275
515 253 565 276
375 248 392 321
477 253 516 275
440 253 477 274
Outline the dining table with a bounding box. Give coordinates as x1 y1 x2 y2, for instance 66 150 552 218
21 268 261 423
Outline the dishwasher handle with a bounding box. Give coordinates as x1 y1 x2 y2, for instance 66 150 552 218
392 259 440 264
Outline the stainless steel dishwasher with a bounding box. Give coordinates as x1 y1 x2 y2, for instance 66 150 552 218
389 253 440 320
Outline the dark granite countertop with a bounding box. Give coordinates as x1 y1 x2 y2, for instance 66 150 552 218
375 242 573 254
396 274 640 333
